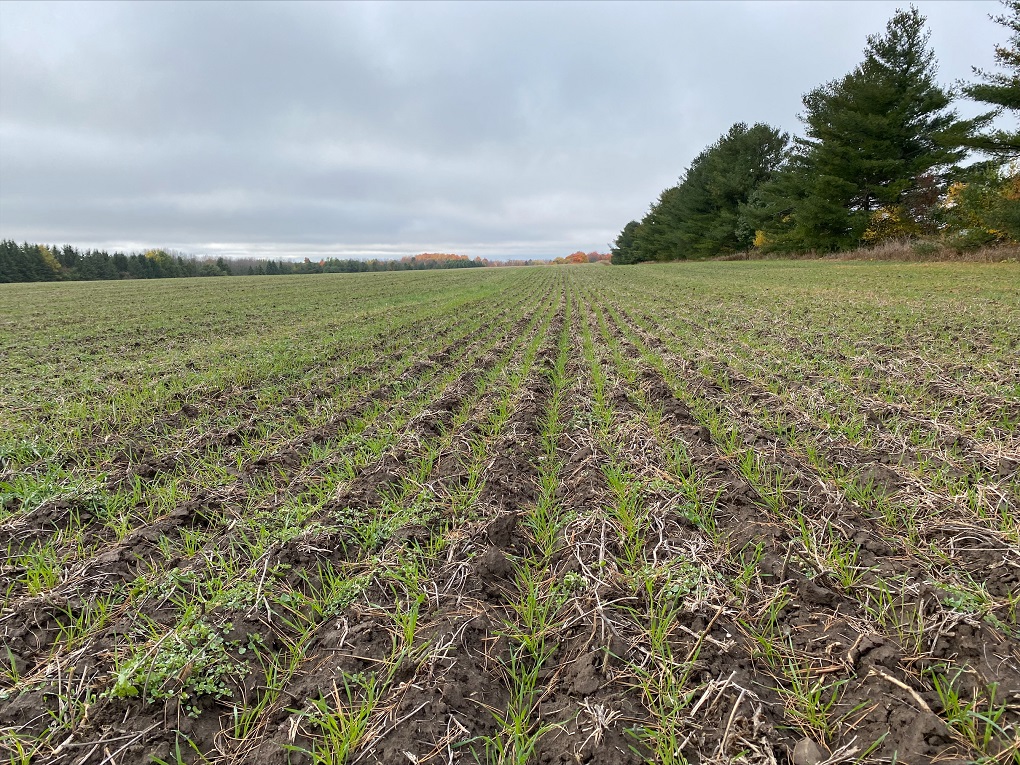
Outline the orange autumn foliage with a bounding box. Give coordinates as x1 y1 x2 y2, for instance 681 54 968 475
401 253 471 263
563 251 611 264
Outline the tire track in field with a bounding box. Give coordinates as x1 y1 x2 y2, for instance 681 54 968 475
368 289 650 765
505 300 656 764
343 308 582 764
351 283 657 765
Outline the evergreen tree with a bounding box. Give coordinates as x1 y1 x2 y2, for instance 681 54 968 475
668 123 788 257
57 245 79 270
633 187 684 261
0 242 63 281
0 240 23 282
610 220 646 264
611 123 787 262
756 7 968 251
961 0 1020 158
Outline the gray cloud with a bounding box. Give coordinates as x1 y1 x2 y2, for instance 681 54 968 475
0 1 1004 259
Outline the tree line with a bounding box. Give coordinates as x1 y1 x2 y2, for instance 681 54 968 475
0 243 498 283
0 243 237 283
612 3 1020 263
0 243 611 284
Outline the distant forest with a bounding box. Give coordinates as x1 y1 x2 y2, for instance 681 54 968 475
0 243 611 284
611 3 1020 263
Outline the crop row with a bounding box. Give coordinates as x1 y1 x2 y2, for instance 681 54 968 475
1 264 1017 764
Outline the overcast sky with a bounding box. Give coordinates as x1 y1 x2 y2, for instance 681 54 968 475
0 1 1006 260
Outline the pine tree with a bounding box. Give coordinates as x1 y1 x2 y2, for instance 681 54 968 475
667 123 788 258
634 186 684 261
962 0 1020 158
757 7 968 251
610 220 646 264
0 240 22 282
610 124 787 262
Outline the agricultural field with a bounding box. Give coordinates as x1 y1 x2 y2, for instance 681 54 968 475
1 262 1018 765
